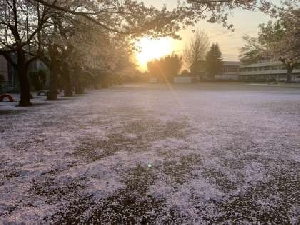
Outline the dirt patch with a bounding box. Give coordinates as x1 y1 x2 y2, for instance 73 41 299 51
0 109 25 115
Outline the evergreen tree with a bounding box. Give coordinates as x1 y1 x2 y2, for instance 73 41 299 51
205 44 223 80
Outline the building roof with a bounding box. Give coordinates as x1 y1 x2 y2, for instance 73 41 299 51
240 61 282 68
223 61 240 66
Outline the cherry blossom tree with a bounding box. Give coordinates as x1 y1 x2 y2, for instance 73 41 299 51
31 0 184 38
0 0 185 105
277 6 300 82
0 0 52 106
179 0 281 29
240 8 300 82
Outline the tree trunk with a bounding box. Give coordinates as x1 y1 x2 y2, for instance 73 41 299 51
286 68 293 83
63 67 73 97
74 73 84 94
47 62 58 100
17 49 32 107
101 76 109 88
75 84 84 94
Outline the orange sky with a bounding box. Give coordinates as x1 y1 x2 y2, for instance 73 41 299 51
136 0 274 70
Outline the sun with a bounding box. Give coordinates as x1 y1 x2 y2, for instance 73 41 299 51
135 37 173 71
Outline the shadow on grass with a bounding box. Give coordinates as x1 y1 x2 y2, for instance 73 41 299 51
74 118 191 162
30 102 54 107
201 172 300 224
0 109 25 115
47 155 205 224
47 165 168 224
199 157 300 224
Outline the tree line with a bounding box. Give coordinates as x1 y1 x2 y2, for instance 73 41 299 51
184 31 223 81
147 54 183 82
0 0 181 106
146 35 223 82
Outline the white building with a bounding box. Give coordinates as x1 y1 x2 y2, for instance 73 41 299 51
191 60 240 81
215 61 240 81
174 76 193 83
239 60 300 82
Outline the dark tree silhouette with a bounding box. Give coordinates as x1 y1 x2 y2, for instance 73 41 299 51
205 43 223 80
184 30 210 71
0 1 51 106
147 54 182 82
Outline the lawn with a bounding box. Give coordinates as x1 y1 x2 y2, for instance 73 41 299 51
0 83 299 224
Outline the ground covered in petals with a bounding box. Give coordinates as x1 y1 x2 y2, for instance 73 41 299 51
0 83 299 224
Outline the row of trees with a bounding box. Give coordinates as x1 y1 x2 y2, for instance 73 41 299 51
240 4 300 82
146 41 223 82
0 0 185 106
184 30 223 80
147 54 183 82
0 0 295 105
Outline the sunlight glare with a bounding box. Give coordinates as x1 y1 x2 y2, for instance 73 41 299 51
135 37 173 71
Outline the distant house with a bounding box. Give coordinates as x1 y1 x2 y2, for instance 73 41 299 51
0 55 16 92
215 61 240 81
0 54 49 91
191 60 240 81
190 60 206 81
173 76 193 83
149 77 158 83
